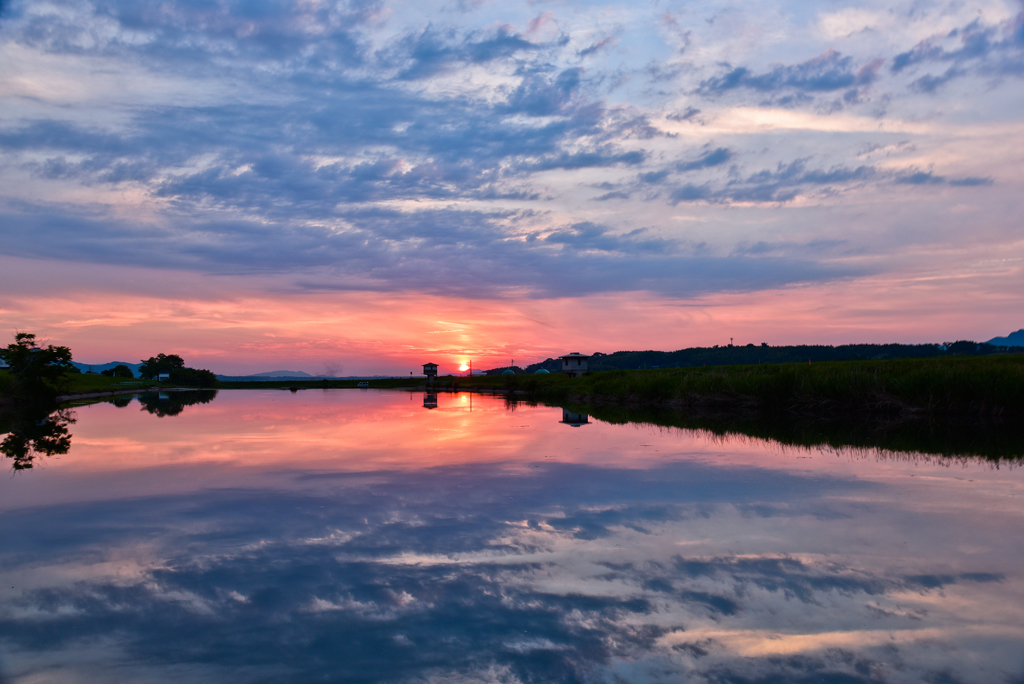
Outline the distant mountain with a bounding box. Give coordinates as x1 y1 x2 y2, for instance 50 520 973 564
72 361 142 374
248 370 313 378
986 329 1024 347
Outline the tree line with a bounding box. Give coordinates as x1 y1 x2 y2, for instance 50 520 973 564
510 341 1018 374
0 334 218 392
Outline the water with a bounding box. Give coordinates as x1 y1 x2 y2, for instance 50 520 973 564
1 389 1022 683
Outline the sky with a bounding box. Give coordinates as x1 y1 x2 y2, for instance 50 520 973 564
0 0 1022 375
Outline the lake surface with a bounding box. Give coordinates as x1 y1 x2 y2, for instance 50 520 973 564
1 389 1023 683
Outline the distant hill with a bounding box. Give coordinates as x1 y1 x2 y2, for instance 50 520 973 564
248 370 312 378
72 361 142 375
987 329 1024 347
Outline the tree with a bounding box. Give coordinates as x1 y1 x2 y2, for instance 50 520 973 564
101 364 134 378
138 353 185 379
0 333 75 391
168 367 218 388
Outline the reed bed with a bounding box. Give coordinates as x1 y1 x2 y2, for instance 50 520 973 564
528 355 1024 420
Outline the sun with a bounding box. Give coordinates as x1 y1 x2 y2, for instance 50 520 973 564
459 363 469 372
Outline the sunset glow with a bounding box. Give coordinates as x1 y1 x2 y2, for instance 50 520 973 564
0 0 1021 371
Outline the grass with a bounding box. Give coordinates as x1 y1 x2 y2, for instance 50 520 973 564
62 374 156 393
513 355 1024 419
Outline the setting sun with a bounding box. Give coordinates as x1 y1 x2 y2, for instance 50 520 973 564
459 364 469 371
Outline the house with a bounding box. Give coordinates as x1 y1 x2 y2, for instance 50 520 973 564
157 373 170 381
558 353 591 378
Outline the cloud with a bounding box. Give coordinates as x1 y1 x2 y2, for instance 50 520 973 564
699 49 866 95
578 35 614 58
662 159 990 206
677 147 733 172
0 199 861 299
386 24 545 80
0 0 1019 324
540 221 670 254
889 11 1024 90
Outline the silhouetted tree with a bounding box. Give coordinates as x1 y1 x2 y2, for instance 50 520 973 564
138 354 185 379
0 332 75 397
101 364 134 378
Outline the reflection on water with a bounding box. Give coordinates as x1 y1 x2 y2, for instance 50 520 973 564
136 389 218 417
0 405 75 470
560 409 590 427
0 390 1023 683
571 400 1024 460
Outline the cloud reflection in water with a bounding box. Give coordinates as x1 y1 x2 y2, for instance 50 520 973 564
0 391 1021 683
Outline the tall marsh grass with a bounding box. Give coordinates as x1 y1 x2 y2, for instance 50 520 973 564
530 355 1024 418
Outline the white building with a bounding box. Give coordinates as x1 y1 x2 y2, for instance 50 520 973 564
559 353 591 378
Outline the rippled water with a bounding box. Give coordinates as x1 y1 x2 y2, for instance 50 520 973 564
1 389 1022 683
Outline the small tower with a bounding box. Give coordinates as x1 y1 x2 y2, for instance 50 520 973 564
558 352 591 378
422 362 438 385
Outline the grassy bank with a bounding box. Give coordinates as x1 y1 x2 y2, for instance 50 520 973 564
63 374 156 393
512 355 1024 420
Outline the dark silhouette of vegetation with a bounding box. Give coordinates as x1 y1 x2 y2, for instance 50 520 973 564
137 390 218 417
0 403 76 470
138 353 217 387
0 332 80 470
0 333 75 399
510 340 1015 374
552 400 1024 461
943 340 1002 355
525 356 1024 421
168 367 218 387
138 353 185 379
101 364 134 378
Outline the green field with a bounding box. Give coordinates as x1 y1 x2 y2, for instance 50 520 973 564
61 374 156 393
